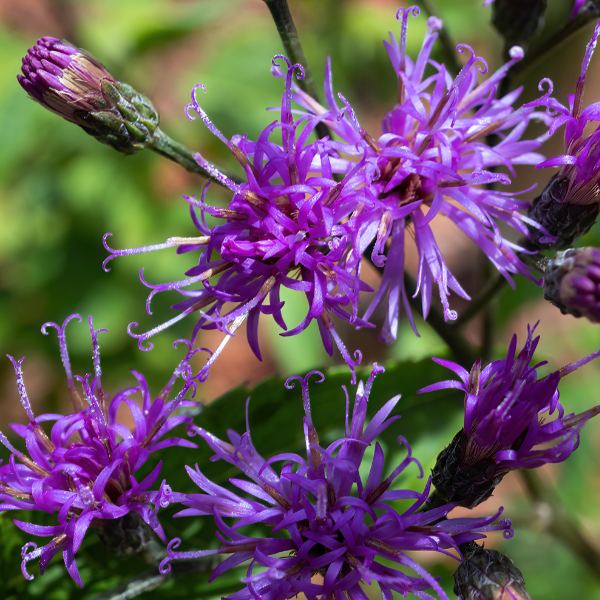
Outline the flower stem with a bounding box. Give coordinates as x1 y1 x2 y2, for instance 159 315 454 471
453 274 508 330
151 128 245 186
403 272 476 368
365 248 477 366
519 469 600 584
415 0 462 77
262 0 331 140
501 6 600 95
90 558 218 600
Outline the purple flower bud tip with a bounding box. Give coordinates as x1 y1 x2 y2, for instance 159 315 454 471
545 247 600 323
18 37 160 154
17 37 115 123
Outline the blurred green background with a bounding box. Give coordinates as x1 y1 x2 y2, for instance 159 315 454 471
1 0 600 598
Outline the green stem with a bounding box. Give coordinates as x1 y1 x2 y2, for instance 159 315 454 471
151 128 245 186
262 0 331 140
90 558 218 600
519 469 600 584
366 248 476 366
521 248 550 274
453 274 508 330
416 0 462 77
501 7 600 94
403 272 477 368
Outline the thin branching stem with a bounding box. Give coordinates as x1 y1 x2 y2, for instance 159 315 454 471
151 129 244 186
519 469 600 584
500 6 600 96
453 273 508 330
262 0 331 140
90 558 218 600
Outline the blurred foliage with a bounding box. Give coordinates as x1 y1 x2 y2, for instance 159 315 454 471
1 0 600 598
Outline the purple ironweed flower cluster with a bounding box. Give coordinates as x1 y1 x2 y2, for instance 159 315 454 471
0 315 200 586
419 324 600 508
11 4 600 597
293 7 552 341
103 6 557 377
160 366 513 600
104 55 370 384
527 22 600 249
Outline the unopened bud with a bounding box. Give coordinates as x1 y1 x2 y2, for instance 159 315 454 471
18 37 159 154
96 512 162 559
454 545 532 600
429 430 506 509
544 247 600 322
492 0 546 55
527 174 600 250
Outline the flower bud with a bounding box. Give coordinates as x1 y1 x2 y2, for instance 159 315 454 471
454 545 532 600
492 0 546 55
544 247 600 322
17 37 159 154
527 174 600 250
429 430 507 509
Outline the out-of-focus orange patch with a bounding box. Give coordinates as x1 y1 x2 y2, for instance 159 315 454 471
194 317 277 403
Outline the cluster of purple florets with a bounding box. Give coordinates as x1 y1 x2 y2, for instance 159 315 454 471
104 7 558 375
9 2 600 598
2 315 599 597
0 316 201 585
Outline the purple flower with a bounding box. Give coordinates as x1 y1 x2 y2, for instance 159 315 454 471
419 324 600 508
527 22 600 249
17 37 160 154
544 246 600 322
160 366 513 600
287 7 551 342
104 56 370 383
0 315 201 586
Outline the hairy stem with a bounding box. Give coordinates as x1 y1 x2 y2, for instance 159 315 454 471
416 0 462 77
519 469 600 584
151 128 244 186
262 0 331 139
